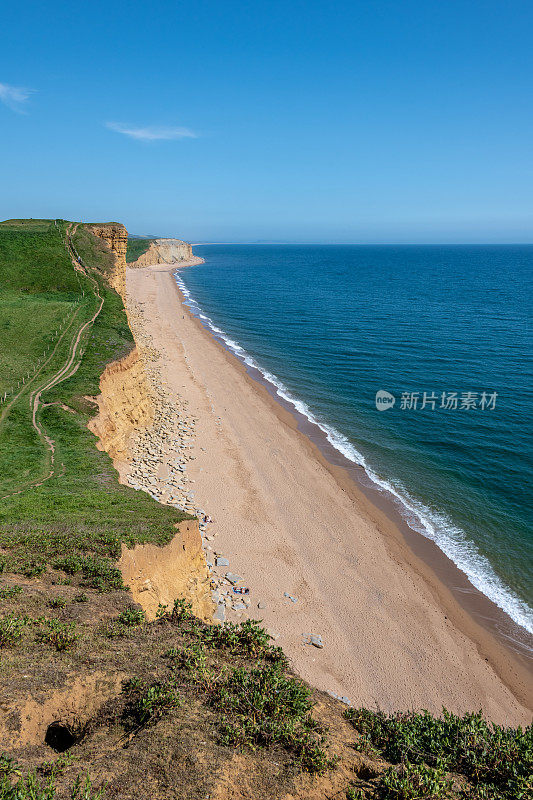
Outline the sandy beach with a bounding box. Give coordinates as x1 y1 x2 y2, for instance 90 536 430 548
125 260 532 727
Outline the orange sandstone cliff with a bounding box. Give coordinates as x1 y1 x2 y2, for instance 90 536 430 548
86 225 213 622
129 238 193 267
88 223 128 294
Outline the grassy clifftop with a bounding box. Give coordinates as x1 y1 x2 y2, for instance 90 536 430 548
0 220 530 800
126 236 154 263
0 218 189 584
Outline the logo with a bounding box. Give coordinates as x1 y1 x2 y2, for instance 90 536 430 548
375 390 396 411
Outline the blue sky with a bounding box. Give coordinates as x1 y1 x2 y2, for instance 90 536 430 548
1 0 532 242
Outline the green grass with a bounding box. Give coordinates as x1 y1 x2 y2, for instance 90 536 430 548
0 222 81 293
0 770 105 800
0 294 79 394
0 221 85 396
0 220 191 588
73 225 116 276
126 237 153 263
0 219 54 232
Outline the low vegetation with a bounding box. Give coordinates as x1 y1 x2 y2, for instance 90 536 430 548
212 663 334 773
0 769 105 800
1 219 529 800
126 236 153 263
122 677 181 730
0 218 190 585
37 619 79 651
344 706 532 799
0 613 27 647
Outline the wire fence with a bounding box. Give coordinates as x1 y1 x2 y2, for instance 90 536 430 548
0 220 90 405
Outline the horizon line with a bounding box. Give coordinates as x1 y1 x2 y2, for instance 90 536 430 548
187 241 533 246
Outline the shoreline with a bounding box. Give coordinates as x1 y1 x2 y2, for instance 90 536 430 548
174 271 533 674
125 259 532 724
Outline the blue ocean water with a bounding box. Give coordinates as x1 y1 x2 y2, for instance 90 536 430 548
178 245 533 633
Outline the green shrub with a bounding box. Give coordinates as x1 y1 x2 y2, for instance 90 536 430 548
201 618 287 664
344 707 532 799
100 620 139 639
210 663 333 773
0 754 20 778
117 607 145 627
379 762 452 799
53 554 83 575
54 554 123 592
47 596 67 609
73 593 88 603
38 619 79 651
155 603 168 619
171 597 193 620
0 613 27 647
0 585 23 599
122 678 181 730
20 559 46 578
167 642 217 690
99 606 145 637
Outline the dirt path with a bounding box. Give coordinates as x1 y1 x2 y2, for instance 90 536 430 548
0 224 104 499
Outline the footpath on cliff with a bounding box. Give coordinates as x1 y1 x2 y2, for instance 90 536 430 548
0 219 530 800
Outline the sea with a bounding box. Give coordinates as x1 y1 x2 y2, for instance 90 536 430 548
175 244 533 637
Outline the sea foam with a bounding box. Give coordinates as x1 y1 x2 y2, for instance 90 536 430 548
174 271 533 639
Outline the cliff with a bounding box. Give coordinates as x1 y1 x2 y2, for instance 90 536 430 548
85 228 193 294
87 348 154 466
129 238 193 267
118 518 213 621
87 347 213 621
87 223 128 294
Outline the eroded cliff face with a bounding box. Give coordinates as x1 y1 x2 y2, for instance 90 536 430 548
119 519 213 621
88 348 154 468
130 238 193 267
88 223 128 295
88 348 213 621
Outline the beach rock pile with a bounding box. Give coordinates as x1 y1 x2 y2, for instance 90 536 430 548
124 300 236 618
125 301 210 521
124 298 328 640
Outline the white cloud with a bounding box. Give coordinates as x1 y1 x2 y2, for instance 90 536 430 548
0 82 33 112
106 122 198 141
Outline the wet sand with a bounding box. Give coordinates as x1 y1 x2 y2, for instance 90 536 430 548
126 261 532 726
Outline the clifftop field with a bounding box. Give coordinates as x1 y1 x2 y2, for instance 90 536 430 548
0 220 530 800
125 236 153 263
0 219 186 577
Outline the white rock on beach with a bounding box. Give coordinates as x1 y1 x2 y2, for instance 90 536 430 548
284 592 298 603
225 572 243 585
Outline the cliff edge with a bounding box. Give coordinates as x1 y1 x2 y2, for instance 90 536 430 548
129 238 193 267
88 222 128 294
